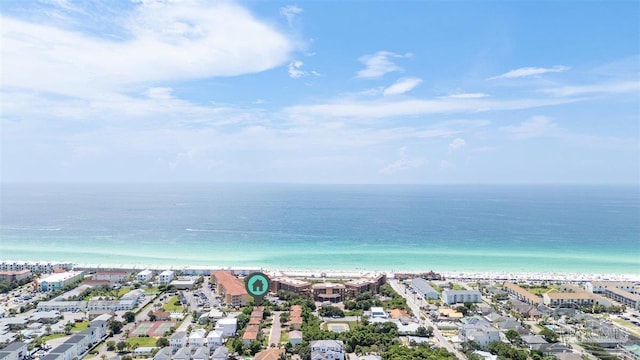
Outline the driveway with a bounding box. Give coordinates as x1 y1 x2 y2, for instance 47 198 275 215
269 311 283 346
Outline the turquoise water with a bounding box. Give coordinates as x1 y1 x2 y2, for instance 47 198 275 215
1 184 638 274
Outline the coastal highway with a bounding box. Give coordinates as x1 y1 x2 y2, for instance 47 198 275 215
388 279 467 360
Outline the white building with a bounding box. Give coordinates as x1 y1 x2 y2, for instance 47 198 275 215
37 271 84 292
158 270 175 284
0 342 27 360
136 269 153 283
411 278 440 299
215 318 237 337
310 340 344 360
441 290 482 305
207 330 224 348
189 329 206 347
170 331 187 349
370 307 388 319
459 324 500 349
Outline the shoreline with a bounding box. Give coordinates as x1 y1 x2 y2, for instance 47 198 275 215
5 259 639 282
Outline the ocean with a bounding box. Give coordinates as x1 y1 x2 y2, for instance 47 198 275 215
1 183 638 275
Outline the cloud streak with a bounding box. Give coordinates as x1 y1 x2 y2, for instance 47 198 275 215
383 77 422 96
489 65 569 80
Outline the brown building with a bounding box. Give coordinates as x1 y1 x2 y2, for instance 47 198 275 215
504 282 542 305
211 271 249 307
0 270 31 283
345 273 386 296
312 282 346 303
289 305 303 330
270 277 311 294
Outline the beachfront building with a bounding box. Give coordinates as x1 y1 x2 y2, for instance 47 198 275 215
345 273 386 296
441 290 482 305
542 292 593 308
136 269 153 282
604 287 640 310
158 270 175 284
269 277 311 295
310 340 345 360
312 282 346 303
586 281 636 294
93 270 130 284
586 281 640 310
37 271 84 292
503 282 542 305
0 270 31 283
411 278 440 299
211 271 249 306
0 261 72 274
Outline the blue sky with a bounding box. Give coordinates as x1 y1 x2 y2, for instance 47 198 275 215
1 0 638 184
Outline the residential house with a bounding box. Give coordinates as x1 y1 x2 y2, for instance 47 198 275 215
173 347 191 360
459 323 500 349
189 329 206 347
215 318 237 337
310 340 344 360
289 331 303 345
207 330 224 348
289 305 303 330
254 348 284 360
192 346 210 360
242 325 260 345
153 347 172 360
212 346 229 360
170 331 187 350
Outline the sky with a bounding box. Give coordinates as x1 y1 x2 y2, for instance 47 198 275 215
1 0 639 184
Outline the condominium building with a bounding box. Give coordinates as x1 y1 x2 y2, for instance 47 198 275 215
37 271 84 292
441 290 482 305
312 282 346 303
211 271 249 306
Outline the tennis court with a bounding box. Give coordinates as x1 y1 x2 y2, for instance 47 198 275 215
131 322 153 336
150 322 176 337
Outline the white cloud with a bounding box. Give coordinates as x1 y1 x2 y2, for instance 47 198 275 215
500 116 563 139
442 93 489 99
380 146 425 174
448 138 467 151
288 60 318 79
383 77 422 96
489 65 570 80
356 51 411 79
280 5 303 26
541 80 640 97
144 87 174 100
285 97 576 119
1 1 294 98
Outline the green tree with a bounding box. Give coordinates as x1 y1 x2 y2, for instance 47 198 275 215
505 329 521 343
116 341 127 353
539 327 558 343
106 340 116 351
123 311 136 323
109 320 123 334
156 337 169 347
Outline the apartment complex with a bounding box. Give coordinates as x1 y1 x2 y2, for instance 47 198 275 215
0 270 32 283
37 271 84 292
442 290 482 305
210 271 249 306
312 282 346 303
503 282 542 305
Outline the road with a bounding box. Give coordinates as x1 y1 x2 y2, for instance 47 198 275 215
388 279 466 360
269 311 283 346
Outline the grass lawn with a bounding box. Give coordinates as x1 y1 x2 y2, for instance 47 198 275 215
451 284 465 291
126 337 159 347
280 331 289 343
163 295 183 312
612 319 640 338
72 321 91 332
41 333 68 342
521 284 559 296
144 287 160 294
